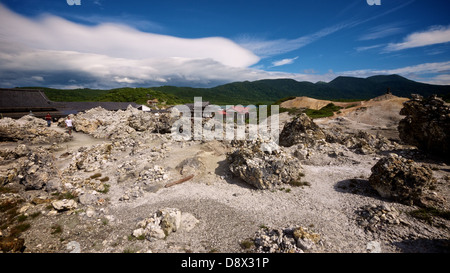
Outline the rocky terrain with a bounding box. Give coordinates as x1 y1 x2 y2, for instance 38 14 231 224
0 95 449 253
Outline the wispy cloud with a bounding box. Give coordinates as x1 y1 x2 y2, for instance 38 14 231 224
337 61 450 83
427 74 450 85
359 22 406 41
271 57 299 67
355 44 384 52
239 1 414 59
385 25 450 51
64 13 166 33
237 21 354 58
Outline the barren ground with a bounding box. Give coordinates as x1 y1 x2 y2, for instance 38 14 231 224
1 96 449 254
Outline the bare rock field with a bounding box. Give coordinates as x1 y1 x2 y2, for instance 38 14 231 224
0 96 449 254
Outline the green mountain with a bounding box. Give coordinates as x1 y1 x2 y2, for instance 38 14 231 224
21 74 450 106
153 74 450 105
20 87 187 105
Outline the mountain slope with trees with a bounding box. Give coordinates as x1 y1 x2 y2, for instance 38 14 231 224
20 74 450 105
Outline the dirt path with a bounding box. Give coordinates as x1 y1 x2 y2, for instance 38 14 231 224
48 124 108 153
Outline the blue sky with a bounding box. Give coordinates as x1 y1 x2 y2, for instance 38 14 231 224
1 0 450 89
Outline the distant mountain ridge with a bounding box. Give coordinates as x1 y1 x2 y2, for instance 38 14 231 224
153 74 450 105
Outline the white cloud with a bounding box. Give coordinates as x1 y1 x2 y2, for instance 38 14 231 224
426 74 450 85
0 4 259 68
385 25 450 51
31 76 44 82
272 57 299 67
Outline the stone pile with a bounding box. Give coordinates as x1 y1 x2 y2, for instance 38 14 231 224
139 165 169 184
355 204 406 232
369 154 438 206
66 143 113 173
132 208 199 240
0 115 71 144
252 226 321 253
398 94 450 159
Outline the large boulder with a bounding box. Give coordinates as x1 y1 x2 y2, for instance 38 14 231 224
227 143 303 190
279 114 326 147
398 94 450 159
368 154 437 206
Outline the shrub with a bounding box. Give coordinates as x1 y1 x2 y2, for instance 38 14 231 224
304 103 342 119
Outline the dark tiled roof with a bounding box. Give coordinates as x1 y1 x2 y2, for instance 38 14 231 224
0 88 54 109
55 101 139 112
185 101 210 111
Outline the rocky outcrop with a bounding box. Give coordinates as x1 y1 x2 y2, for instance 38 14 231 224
0 145 60 191
0 115 71 144
279 113 326 147
67 143 113 173
368 154 437 206
60 106 176 140
325 129 400 154
398 94 450 158
227 142 303 190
